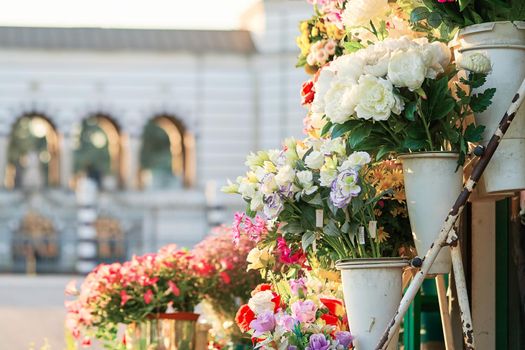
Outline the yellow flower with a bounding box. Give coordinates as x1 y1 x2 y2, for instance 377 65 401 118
246 246 274 271
263 161 277 173
326 24 345 40
376 227 390 243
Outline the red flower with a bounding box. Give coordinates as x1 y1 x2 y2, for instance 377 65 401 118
301 80 315 105
320 298 345 317
321 313 339 326
120 290 131 307
168 281 180 296
235 304 256 332
144 289 154 305
81 336 92 347
220 272 231 285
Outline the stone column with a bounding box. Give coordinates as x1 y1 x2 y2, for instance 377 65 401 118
60 132 74 189
76 177 98 274
125 134 142 190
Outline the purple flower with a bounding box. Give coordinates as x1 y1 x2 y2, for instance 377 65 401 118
263 193 284 219
249 311 276 336
330 168 361 209
289 278 307 296
306 334 331 350
287 346 298 350
291 300 318 323
276 313 298 331
335 331 354 348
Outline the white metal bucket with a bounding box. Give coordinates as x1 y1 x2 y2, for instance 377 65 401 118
456 21 525 194
336 258 408 350
399 153 463 275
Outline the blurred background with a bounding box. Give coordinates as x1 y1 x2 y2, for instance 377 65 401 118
0 0 310 348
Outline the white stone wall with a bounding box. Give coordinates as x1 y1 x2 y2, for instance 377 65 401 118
0 0 311 264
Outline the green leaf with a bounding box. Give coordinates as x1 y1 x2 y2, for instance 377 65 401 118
470 88 496 113
348 125 372 149
343 41 365 53
464 124 486 142
321 120 333 137
376 145 391 160
404 101 417 121
427 12 443 28
431 97 456 120
331 120 360 139
410 7 431 23
301 231 316 251
281 222 305 234
403 138 428 151
306 193 323 206
459 0 473 11
245 203 256 218
324 221 341 237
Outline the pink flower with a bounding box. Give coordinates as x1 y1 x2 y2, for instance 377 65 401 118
65 280 78 296
144 289 154 305
291 300 318 323
120 290 131 306
81 336 92 347
232 212 245 245
168 281 180 296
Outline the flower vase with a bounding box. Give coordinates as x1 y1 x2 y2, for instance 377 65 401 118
126 313 199 350
336 258 408 350
456 21 525 194
399 152 463 275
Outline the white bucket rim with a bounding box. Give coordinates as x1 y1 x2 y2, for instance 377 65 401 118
336 257 409 270
459 20 525 35
397 151 459 161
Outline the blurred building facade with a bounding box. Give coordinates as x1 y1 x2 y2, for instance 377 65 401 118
0 0 310 273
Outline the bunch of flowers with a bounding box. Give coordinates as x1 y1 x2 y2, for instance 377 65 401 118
65 245 215 348
235 275 353 350
410 0 525 37
306 36 493 166
223 136 413 265
193 226 263 345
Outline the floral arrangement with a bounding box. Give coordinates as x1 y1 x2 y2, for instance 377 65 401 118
65 245 214 348
223 136 413 265
305 36 493 166
193 226 263 345
297 0 421 72
410 0 525 36
235 274 352 350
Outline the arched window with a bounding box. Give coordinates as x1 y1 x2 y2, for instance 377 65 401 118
73 115 122 190
6 114 60 189
140 115 194 189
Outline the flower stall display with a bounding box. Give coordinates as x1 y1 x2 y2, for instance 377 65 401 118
235 274 353 350
411 2 525 193
305 36 495 273
65 245 214 350
193 226 263 348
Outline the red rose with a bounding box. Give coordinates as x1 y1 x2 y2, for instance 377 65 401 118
235 304 256 333
301 80 315 106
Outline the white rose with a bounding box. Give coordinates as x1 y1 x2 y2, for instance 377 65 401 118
311 68 336 113
275 165 295 187
388 49 426 90
320 138 346 156
324 83 358 124
342 0 389 28
340 151 372 170
305 151 325 170
296 170 318 195
248 290 275 315
354 75 398 121
260 174 277 195
457 52 492 74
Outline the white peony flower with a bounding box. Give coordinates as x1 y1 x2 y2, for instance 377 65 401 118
305 151 325 169
457 52 492 74
333 55 365 85
387 49 426 90
342 0 390 28
324 83 358 124
311 68 336 113
354 75 399 121
421 41 451 78
340 151 372 170
275 165 295 187
320 138 346 156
